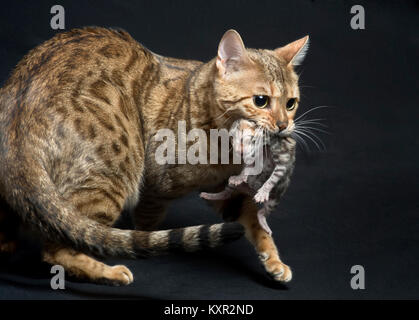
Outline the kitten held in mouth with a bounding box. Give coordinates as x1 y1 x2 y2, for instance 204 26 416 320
0 26 308 284
200 119 296 236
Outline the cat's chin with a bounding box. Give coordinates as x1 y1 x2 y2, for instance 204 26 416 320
276 131 292 138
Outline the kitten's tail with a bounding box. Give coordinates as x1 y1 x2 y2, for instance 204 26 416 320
5 168 243 258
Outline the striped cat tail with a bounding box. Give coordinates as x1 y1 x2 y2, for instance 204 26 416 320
4 164 243 258
132 222 244 257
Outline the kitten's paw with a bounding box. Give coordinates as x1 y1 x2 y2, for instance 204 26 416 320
103 265 134 286
254 188 270 203
229 175 246 186
259 252 292 283
257 213 272 236
200 192 231 201
200 192 213 200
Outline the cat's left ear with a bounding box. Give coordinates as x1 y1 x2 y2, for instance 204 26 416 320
216 29 251 77
275 35 309 66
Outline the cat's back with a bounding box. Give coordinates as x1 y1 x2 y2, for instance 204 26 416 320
0 27 161 203
1 27 153 119
3 27 151 93
0 27 156 149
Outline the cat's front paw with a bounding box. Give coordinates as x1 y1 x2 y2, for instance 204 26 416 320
259 253 292 283
254 188 270 203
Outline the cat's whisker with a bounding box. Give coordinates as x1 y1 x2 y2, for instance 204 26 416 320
297 68 305 78
295 124 330 135
261 128 268 160
262 127 267 159
293 129 324 151
220 115 232 127
294 130 320 151
215 108 231 120
295 118 328 127
264 128 270 160
296 121 328 129
296 117 326 123
256 126 266 160
291 132 310 153
294 105 332 122
214 107 234 122
299 130 326 151
295 124 329 139
294 128 326 150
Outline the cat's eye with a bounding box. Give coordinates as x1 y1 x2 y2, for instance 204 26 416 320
286 98 297 111
253 95 269 108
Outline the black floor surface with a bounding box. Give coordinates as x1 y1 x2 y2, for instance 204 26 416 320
0 0 418 299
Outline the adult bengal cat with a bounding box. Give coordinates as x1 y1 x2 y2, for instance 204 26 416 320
0 27 308 285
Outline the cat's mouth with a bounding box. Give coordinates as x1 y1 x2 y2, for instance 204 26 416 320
276 122 295 138
275 128 292 138
284 136 294 143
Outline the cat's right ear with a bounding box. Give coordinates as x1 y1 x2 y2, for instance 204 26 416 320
274 35 309 66
216 30 250 77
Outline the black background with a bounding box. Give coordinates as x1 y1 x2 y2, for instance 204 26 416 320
0 0 418 299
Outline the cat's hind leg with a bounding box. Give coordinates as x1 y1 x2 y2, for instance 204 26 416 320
43 243 133 286
41 183 134 285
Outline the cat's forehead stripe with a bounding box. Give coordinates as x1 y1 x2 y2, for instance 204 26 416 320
249 50 286 93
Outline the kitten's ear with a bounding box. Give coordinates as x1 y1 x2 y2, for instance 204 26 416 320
275 35 309 66
216 29 250 76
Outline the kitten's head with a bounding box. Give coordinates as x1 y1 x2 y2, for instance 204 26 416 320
213 30 309 136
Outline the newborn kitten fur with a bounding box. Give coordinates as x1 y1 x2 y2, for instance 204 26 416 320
0 27 308 284
201 119 296 238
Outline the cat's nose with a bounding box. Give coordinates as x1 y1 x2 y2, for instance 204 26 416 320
276 121 288 131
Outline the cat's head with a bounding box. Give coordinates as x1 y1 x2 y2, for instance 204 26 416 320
213 30 309 136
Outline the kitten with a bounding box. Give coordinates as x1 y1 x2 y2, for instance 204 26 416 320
201 119 296 236
0 27 309 284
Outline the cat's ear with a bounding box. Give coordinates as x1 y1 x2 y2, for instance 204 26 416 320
275 35 309 66
216 29 250 76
